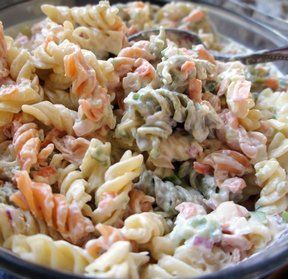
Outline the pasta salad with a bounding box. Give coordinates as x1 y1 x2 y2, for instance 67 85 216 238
0 1 287 278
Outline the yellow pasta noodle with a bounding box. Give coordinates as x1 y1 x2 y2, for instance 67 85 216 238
4 234 92 274
57 163 91 209
93 151 143 225
22 101 77 134
85 241 148 278
121 212 168 244
80 138 111 194
255 159 288 214
41 1 126 31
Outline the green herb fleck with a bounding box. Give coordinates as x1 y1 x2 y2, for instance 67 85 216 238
133 93 140 100
282 211 288 223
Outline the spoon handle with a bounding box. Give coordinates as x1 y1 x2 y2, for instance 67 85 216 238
216 46 288 64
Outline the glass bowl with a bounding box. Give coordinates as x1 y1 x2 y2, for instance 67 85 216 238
0 0 288 278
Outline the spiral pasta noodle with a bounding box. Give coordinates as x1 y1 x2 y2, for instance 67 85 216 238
57 163 91 209
194 150 252 186
0 203 59 245
64 50 116 136
267 132 288 171
85 241 148 278
0 1 287 277
42 1 126 31
255 159 288 214
143 254 201 278
116 87 222 157
10 171 94 244
32 39 79 92
93 151 143 225
217 61 254 119
32 38 79 73
34 14 126 59
136 171 204 215
148 132 203 168
217 110 267 163
4 234 92 274
112 35 159 99
126 189 154 216
256 88 288 134
157 45 216 98
70 24 126 59
85 223 127 258
22 101 77 135
0 37 43 126
12 122 41 172
52 135 90 166
80 138 111 194
121 212 168 244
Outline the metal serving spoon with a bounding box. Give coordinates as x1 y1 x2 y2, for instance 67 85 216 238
128 28 288 65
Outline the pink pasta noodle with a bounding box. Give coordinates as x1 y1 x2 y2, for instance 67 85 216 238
10 171 94 245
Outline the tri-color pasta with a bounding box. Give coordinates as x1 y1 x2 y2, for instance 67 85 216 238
0 1 287 278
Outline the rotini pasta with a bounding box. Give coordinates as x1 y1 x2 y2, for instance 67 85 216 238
194 150 252 186
148 132 203 168
52 134 90 166
22 101 77 134
267 132 288 171
64 50 116 136
0 203 59 245
157 44 216 98
121 212 168 244
57 163 91 209
136 171 204 215
11 122 42 172
142 256 199 278
126 189 154 216
85 223 126 258
0 37 43 126
80 138 111 193
0 1 287 277
256 88 288 135
33 16 126 59
42 1 126 31
255 159 288 214
4 234 92 273
217 61 254 119
116 87 222 158
93 151 143 225
10 171 94 244
85 241 148 278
